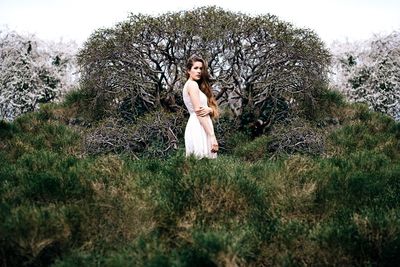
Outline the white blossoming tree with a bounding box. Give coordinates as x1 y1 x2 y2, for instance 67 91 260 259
330 31 400 120
0 29 79 121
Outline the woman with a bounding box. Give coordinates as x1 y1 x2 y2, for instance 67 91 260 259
182 55 219 159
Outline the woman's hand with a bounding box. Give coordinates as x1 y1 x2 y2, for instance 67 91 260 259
211 142 219 153
195 106 213 117
209 134 219 153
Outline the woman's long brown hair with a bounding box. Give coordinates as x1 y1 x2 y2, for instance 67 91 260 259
185 55 219 119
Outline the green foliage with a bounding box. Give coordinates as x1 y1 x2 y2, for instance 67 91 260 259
315 152 400 210
329 104 400 158
233 134 272 161
300 84 346 121
61 88 94 121
0 111 81 161
63 89 87 107
213 114 250 153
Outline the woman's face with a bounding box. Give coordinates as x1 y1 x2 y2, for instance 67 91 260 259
188 61 203 81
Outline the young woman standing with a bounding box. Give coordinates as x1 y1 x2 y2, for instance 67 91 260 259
182 55 219 158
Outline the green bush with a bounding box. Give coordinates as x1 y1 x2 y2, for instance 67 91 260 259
233 134 272 161
135 154 276 234
329 106 400 158
0 204 71 266
0 112 81 160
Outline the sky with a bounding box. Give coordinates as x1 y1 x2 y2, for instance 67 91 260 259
1 0 400 46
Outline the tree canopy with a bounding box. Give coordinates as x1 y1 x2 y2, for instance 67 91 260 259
78 6 331 130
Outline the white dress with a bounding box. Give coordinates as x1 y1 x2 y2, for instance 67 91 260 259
183 80 217 159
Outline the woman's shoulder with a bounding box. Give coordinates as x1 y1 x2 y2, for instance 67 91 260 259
184 80 199 90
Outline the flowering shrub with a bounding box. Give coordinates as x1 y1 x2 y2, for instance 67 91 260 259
330 31 400 120
0 29 78 121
